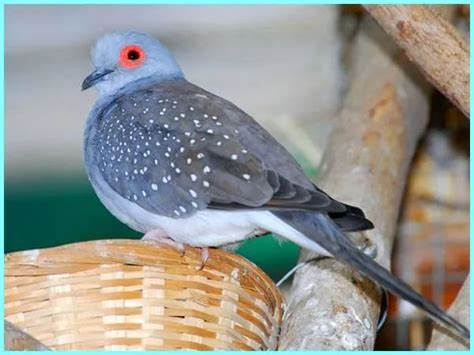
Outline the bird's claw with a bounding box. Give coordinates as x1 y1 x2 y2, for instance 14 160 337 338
348 234 378 259
142 230 185 255
196 247 209 271
357 237 378 259
362 242 378 259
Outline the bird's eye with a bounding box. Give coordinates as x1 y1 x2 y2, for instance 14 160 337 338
119 45 145 69
127 49 140 60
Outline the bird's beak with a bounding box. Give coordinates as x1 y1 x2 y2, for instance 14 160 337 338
81 68 114 91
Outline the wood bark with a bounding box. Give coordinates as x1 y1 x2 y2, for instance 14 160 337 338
278 17 431 350
4 320 50 351
428 275 470 350
364 5 470 117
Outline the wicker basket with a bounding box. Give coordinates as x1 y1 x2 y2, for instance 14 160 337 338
5 239 283 350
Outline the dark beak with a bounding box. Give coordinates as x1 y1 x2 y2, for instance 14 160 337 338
81 68 114 91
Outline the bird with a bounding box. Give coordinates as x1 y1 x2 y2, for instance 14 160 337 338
82 31 469 341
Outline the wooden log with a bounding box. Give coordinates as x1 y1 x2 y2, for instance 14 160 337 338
278 17 431 350
428 275 470 350
5 320 50 351
364 5 470 117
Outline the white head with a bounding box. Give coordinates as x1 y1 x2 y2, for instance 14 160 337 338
82 31 184 96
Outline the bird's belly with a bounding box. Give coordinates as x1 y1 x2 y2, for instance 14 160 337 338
147 210 265 247
88 166 330 255
88 166 263 247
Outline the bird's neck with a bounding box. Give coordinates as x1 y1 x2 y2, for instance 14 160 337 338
97 73 185 99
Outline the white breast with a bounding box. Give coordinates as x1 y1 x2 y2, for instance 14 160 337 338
88 165 331 256
88 165 262 246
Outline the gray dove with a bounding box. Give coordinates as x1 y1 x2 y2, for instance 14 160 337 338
82 31 469 341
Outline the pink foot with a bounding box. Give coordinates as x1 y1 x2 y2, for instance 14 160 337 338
196 247 209 270
142 230 185 256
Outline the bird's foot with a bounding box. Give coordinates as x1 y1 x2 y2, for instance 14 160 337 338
349 234 378 259
196 247 209 271
360 239 378 259
142 230 185 256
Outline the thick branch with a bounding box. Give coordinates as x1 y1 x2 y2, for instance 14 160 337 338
428 275 470 350
278 18 430 350
4 320 50 351
364 5 470 117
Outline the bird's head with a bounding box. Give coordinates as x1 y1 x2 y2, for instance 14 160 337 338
82 31 184 96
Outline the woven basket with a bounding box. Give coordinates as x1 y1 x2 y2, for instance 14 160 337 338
5 239 283 350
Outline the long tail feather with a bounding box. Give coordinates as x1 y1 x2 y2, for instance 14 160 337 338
273 211 470 342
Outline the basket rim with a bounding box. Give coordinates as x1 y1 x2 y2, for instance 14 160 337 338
5 239 283 322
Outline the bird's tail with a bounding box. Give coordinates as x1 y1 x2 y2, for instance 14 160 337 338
273 210 470 343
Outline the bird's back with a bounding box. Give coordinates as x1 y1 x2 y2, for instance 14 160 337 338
85 78 371 230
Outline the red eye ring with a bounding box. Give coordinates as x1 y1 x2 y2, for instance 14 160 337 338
119 45 145 69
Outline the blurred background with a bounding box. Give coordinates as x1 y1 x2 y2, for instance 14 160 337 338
5 4 469 350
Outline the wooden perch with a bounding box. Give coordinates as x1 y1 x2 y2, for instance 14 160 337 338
278 17 431 350
364 5 470 117
428 275 470 350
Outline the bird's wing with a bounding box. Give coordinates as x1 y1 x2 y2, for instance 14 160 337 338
93 79 371 230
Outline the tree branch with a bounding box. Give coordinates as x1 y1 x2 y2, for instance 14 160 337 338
428 275 470 350
278 17 431 350
4 320 50 351
364 5 470 117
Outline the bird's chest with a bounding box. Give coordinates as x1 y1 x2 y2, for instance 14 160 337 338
88 164 262 246
86 97 216 219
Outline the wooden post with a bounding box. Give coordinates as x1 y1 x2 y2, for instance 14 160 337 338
278 17 431 350
5 320 50 351
364 5 470 117
428 275 470 350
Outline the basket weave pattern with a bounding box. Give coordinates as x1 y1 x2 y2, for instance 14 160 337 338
5 240 283 350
